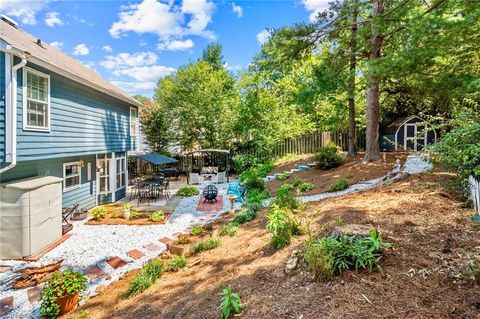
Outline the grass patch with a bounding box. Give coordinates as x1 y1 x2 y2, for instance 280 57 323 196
167 255 188 272
220 223 238 237
193 237 220 253
128 259 164 297
328 178 349 192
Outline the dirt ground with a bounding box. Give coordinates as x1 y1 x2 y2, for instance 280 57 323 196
266 152 408 196
68 170 480 319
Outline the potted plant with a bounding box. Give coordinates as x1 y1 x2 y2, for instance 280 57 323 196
40 269 87 318
123 204 132 219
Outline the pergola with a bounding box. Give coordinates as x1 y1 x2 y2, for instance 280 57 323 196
184 149 230 184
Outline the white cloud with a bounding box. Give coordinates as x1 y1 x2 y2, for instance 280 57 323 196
302 0 330 22
109 0 216 41
0 0 46 25
50 41 63 49
111 80 157 95
102 45 113 52
256 29 270 45
232 2 243 18
73 44 89 56
158 39 194 51
113 65 175 82
44 11 63 27
100 51 158 69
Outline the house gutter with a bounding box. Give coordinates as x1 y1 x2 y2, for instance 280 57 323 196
0 45 28 174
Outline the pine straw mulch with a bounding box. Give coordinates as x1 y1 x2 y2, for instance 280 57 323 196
85 206 169 226
266 152 408 196
68 171 480 319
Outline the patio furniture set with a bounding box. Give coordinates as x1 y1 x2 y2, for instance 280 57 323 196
129 174 171 206
189 167 226 184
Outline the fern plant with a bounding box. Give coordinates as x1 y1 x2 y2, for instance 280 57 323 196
219 285 243 319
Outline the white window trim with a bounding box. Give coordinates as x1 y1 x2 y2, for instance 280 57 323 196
116 155 127 191
23 67 51 132
130 106 138 147
63 161 81 192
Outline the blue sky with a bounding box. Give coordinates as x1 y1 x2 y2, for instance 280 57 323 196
0 0 329 97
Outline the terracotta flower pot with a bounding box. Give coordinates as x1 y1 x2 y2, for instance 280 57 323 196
57 292 79 315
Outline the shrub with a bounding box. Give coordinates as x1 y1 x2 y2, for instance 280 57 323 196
220 223 238 237
168 255 188 272
297 182 315 192
305 231 392 280
292 177 302 187
315 144 344 170
149 210 165 222
277 172 290 180
174 234 190 245
232 154 259 173
256 163 274 177
273 184 300 210
194 237 220 253
122 204 132 211
232 207 256 225
265 205 299 249
91 206 106 220
240 168 266 191
190 225 203 236
328 178 349 192
129 210 139 219
177 186 200 197
246 189 270 203
40 270 88 318
128 259 164 296
219 285 243 319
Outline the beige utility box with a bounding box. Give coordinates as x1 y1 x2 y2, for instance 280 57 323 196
0 176 63 259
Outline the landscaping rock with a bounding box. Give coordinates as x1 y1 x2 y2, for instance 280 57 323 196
331 224 377 240
284 249 304 276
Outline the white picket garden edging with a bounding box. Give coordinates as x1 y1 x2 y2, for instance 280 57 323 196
469 175 480 213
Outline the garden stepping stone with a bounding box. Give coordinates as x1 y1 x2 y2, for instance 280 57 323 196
0 296 13 316
127 249 145 260
159 237 173 245
144 243 161 252
84 265 105 280
0 265 12 273
106 257 128 270
27 285 43 304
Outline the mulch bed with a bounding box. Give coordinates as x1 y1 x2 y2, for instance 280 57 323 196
266 152 408 196
69 171 480 319
86 206 170 226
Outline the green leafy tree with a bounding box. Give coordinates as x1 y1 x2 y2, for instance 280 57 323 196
139 97 174 154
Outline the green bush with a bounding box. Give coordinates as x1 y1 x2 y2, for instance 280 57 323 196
232 154 259 173
246 189 270 203
328 178 349 192
149 210 165 222
220 223 238 237
292 177 302 187
91 206 107 220
305 231 391 280
129 210 139 219
168 255 188 272
40 270 88 319
265 205 300 249
232 207 257 224
315 144 344 170
190 225 203 236
219 285 243 319
277 172 290 180
194 237 220 253
273 184 300 210
128 259 164 296
177 186 200 197
297 182 315 192
256 163 274 177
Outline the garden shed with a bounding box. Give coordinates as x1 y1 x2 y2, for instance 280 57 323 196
381 115 437 152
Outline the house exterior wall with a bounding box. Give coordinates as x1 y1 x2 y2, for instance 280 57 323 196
0 154 97 210
0 52 5 163
13 61 137 162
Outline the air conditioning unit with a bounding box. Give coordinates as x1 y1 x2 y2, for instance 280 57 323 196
0 176 63 259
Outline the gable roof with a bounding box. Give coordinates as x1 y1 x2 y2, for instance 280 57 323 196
0 18 143 108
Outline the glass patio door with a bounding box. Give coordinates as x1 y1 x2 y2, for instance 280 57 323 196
97 157 110 195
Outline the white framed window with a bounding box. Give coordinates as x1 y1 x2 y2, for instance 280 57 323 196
116 156 126 190
23 68 50 131
97 158 110 194
63 162 81 192
130 107 138 137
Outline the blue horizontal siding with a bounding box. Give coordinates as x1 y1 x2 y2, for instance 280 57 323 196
14 61 138 162
0 155 97 211
0 52 5 163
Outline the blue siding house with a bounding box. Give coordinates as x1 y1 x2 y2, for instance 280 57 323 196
0 17 142 211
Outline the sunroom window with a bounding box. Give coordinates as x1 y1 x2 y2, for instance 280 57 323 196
25 69 50 130
63 162 81 192
116 157 126 190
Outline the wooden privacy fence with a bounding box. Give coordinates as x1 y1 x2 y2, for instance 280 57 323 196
469 175 480 213
232 130 366 162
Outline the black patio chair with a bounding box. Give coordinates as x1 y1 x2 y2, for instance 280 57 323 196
62 204 79 234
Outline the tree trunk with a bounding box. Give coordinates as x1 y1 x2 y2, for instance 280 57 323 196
347 0 358 157
364 0 384 162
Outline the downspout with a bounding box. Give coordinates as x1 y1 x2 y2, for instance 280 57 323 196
0 49 28 174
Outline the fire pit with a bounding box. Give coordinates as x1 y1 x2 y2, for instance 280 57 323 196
202 185 218 203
